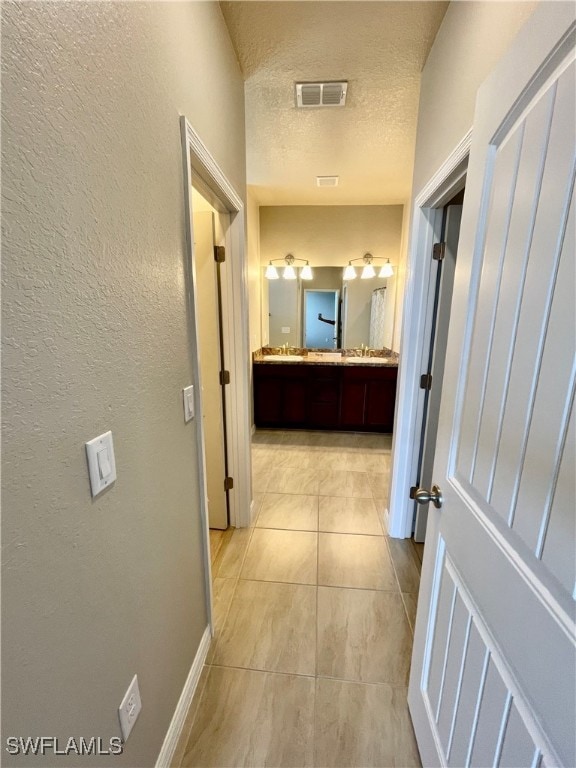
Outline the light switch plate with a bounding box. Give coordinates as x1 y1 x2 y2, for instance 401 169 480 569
118 674 142 742
281 326 291 334
85 431 116 497
183 385 195 422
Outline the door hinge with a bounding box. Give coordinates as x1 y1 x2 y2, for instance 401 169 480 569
220 370 230 385
409 486 418 500
224 476 234 491
420 373 433 390
433 242 446 261
214 245 226 263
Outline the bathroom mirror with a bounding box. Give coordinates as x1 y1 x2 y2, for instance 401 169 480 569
263 266 396 349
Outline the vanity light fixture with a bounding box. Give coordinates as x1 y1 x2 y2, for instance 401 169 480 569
378 259 394 278
265 262 279 279
343 253 394 281
264 254 314 281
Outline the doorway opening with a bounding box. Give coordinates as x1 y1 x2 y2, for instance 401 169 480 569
304 289 340 348
412 189 464 543
191 188 232 530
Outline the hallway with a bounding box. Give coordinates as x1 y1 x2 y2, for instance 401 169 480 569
176 430 423 767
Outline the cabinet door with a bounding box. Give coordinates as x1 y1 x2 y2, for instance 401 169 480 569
365 378 396 430
340 380 366 427
308 366 341 428
254 373 283 426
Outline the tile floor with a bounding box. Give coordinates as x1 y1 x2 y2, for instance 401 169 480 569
176 430 424 768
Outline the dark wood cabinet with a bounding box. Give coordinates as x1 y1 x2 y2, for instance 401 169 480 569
253 362 397 432
253 363 308 427
341 366 397 431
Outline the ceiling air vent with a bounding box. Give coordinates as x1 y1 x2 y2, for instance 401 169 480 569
296 81 348 108
316 176 339 187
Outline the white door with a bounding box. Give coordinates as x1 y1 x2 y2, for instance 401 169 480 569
409 7 575 767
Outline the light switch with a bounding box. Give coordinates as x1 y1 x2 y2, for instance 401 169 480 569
281 327 291 334
97 448 112 479
183 385 195 422
86 431 117 497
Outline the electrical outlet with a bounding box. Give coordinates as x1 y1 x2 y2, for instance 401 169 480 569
118 675 142 742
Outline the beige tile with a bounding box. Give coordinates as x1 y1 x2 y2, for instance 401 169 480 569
318 470 373 498
318 533 398 591
317 586 412 685
387 537 422 593
272 447 316 469
252 452 272 475
212 527 252 579
356 433 393 451
212 580 316 675
369 472 390 498
241 528 317 584
266 467 320 495
319 496 383 536
347 450 391 474
252 468 270 493
182 666 314 767
257 493 318 531
413 540 425 568
315 678 421 768
284 431 359 449
402 593 419 634
208 529 226 565
172 665 210 768
252 430 285 445
212 577 236 634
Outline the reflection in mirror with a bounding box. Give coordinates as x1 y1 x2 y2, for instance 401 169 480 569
264 266 395 349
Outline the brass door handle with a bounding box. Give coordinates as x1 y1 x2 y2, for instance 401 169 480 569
413 485 443 509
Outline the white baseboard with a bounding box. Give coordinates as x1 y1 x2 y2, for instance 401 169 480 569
251 423 256 436
155 625 211 768
382 506 390 535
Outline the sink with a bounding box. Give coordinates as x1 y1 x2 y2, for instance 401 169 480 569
263 354 304 362
345 357 389 364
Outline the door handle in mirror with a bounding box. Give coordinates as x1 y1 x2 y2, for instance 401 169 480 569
413 485 443 509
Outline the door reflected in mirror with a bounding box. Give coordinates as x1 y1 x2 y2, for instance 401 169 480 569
264 266 395 349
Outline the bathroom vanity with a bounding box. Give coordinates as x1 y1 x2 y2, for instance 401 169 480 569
253 350 398 432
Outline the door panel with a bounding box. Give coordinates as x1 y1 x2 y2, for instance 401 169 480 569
409 9 575 767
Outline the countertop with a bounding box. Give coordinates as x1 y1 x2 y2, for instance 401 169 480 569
253 349 399 367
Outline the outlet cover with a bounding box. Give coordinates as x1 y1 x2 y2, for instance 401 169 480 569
118 674 142 742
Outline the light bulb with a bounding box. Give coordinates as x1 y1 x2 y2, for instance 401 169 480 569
265 263 279 280
300 264 313 280
283 265 297 280
343 264 357 280
361 264 376 279
378 261 393 278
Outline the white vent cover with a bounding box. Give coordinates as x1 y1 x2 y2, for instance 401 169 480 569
316 176 339 187
296 82 347 108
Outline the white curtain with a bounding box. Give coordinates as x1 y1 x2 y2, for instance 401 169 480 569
369 287 387 348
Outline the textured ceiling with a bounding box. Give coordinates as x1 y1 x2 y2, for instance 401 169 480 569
220 1 448 205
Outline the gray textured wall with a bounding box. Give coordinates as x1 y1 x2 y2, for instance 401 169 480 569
1 3 245 765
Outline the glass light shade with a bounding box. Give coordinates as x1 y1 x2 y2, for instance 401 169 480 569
283 265 297 280
300 264 313 280
378 262 394 278
265 263 279 280
343 264 357 280
361 264 376 279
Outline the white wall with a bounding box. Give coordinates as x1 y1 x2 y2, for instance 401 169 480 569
246 188 263 352
1 3 245 766
412 1 538 194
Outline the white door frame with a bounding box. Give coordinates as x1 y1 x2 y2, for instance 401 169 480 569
388 132 471 538
180 116 253 625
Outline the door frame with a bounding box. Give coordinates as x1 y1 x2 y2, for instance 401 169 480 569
388 132 471 538
180 116 253 626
